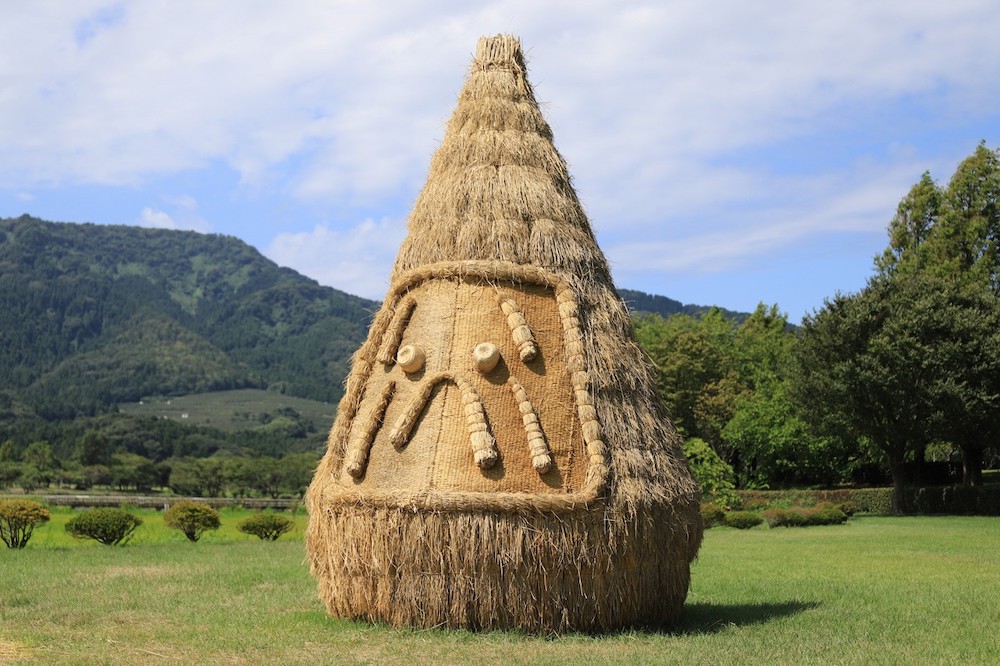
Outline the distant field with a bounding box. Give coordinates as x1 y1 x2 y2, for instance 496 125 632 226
2 515 998 664
117 388 337 433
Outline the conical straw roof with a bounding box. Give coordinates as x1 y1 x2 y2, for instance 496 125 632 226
306 34 702 633
394 34 608 283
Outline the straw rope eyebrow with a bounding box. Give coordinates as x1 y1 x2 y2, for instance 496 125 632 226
499 298 538 362
343 381 396 478
387 372 499 469
509 376 552 473
377 295 417 365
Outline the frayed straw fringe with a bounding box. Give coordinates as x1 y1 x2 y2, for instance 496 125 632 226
307 503 700 633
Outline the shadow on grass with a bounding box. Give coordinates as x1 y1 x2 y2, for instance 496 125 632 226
670 600 820 635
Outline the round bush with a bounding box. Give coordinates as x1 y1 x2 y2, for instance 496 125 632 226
723 511 763 530
810 505 848 525
237 513 294 541
164 500 221 542
762 508 790 528
700 502 726 528
0 498 51 549
65 507 142 546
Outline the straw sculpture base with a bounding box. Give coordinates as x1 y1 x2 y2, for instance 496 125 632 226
307 501 698 633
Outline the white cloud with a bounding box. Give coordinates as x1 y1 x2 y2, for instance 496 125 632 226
264 218 407 300
4 1 997 202
604 158 922 276
136 196 209 232
138 207 177 230
1 1 998 317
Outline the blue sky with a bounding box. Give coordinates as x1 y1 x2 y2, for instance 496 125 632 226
2 2 999 322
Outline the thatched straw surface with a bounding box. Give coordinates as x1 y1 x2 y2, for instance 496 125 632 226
306 34 702 633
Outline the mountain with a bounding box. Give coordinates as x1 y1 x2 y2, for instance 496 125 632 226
0 215 376 420
0 215 750 425
617 288 750 323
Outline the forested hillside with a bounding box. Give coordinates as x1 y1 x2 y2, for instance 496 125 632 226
0 215 376 420
0 214 752 475
618 288 749 323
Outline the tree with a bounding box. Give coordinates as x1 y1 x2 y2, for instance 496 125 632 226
0 439 18 462
20 441 58 485
926 142 1000 293
76 430 111 466
164 500 221 542
223 457 256 498
876 171 941 276
681 437 736 506
0 499 51 549
279 452 320 498
634 310 735 438
168 457 225 497
250 457 285 499
110 452 160 492
917 280 1000 485
867 144 1000 483
793 273 1000 511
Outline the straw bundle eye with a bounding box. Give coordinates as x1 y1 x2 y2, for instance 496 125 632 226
473 341 500 373
396 344 426 373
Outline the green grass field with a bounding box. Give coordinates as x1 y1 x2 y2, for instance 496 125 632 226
117 388 336 433
2 512 998 664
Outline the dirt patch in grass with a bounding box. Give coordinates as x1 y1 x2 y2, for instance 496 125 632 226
103 565 176 579
0 639 32 662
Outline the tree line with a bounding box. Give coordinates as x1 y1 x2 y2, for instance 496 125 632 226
639 143 1000 513
0 436 318 499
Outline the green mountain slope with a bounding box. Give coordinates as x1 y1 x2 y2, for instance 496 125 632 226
617 288 750 323
0 214 749 428
0 215 375 418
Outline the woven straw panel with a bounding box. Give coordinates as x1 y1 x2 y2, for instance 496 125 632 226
336 277 587 496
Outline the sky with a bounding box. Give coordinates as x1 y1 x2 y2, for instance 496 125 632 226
2 2 999 323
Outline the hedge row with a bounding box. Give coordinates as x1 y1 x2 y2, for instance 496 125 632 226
737 485 1000 516
763 505 849 528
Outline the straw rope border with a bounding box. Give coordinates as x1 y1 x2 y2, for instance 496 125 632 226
321 259 609 513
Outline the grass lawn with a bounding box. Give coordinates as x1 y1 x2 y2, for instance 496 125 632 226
117 388 336 433
2 513 998 664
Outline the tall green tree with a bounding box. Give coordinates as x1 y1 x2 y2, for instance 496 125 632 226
634 309 735 438
722 305 835 487
876 171 941 275
75 430 111 466
867 143 1000 483
793 272 1000 511
925 142 1000 293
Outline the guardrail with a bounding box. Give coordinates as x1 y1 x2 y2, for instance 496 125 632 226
1 494 300 511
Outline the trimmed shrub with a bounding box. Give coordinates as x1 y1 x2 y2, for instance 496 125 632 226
834 500 856 517
0 499 51 549
65 507 142 546
907 485 1000 516
164 500 221 542
762 508 790 527
723 511 763 529
237 513 293 541
741 498 771 512
764 505 847 527
700 502 726 528
811 504 849 525
847 488 893 514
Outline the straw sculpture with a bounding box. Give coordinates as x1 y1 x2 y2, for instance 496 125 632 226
306 34 703 633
